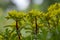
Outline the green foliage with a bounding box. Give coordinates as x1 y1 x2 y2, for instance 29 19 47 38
0 3 60 40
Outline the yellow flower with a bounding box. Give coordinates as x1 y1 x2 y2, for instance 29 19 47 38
48 3 60 17
8 10 17 17
16 12 26 18
8 10 26 19
29 9 43 17
48 3 60 11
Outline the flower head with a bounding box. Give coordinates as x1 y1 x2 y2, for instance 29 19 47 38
7 10 26 20
29 9 42 17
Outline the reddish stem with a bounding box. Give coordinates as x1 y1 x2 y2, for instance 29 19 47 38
16 20 21 40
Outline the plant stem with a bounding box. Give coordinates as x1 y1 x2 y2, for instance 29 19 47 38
16 20 21 40
34 16 38 40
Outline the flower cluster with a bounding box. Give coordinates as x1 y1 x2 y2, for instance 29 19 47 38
28 9 43 17
48 3 60 17
48 3 60 11
7 10 26 20
4 3 60 40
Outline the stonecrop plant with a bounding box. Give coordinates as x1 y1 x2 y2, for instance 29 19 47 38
0 3 60 40
6 10 26 40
